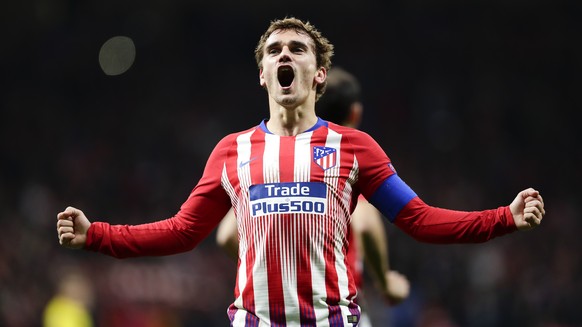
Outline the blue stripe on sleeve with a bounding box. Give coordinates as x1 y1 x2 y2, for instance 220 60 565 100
368 174 417 223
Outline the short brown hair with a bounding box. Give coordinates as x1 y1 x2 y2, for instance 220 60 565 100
254 17 334 100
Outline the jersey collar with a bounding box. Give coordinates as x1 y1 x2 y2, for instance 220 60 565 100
258 117 328 135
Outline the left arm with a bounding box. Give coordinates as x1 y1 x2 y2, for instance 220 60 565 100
349 130 545 244
369 175 545 243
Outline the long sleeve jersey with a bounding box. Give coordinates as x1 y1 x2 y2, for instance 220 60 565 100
85 118 517 326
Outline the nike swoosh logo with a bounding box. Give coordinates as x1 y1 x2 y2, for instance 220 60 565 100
239 157 258 168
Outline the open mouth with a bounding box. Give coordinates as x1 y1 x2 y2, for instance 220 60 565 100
277 66 294 88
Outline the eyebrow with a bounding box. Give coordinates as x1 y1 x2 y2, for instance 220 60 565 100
265 40 310 52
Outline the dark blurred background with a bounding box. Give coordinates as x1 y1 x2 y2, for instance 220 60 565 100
1 0 580 326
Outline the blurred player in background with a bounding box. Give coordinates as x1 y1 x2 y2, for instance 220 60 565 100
43 270 94 327
216 67 410 326
57 17 545 326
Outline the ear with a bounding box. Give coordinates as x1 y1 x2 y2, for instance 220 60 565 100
314 67 327 85
259 68 266 87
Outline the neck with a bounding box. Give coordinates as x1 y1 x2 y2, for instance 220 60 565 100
266 102 318 136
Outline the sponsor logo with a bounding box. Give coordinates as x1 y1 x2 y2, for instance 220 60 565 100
313 146 337 170
249 182 327 217
239 157 258 168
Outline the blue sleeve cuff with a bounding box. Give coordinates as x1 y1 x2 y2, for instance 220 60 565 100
368 174 417 222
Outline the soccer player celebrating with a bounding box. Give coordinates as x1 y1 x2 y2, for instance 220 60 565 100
215 66 410 326
57 17 545 326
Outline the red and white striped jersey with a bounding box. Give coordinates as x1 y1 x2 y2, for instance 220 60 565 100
86 118 517 326
222 119 392 326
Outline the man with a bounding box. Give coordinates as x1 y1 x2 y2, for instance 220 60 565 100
215 67 410 326
43 270 94 327
57 17 545 326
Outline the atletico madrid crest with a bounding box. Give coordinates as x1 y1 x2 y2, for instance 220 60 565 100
313 146 337 170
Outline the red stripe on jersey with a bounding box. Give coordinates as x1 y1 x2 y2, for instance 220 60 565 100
308 127 328 182
249 129 266 186
225 138 241 197
279 137 295 182
338 131 358 214
344 227 360 299
266 213 285 325
324 211 342 324
242 222 258 324
337 131 360 300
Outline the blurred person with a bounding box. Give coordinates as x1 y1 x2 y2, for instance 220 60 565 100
57 17 545 326
43 270 94 327
215 67 410 326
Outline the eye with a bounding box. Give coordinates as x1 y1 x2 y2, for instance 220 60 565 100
292 47 306 54
268 48 280 55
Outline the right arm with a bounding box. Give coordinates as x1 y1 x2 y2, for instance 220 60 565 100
56 135 234 258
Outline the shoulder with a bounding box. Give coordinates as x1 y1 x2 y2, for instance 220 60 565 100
207 126 260 164
325 122 381 153
215 126 258 148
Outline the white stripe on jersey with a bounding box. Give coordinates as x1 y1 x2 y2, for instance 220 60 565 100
231 257 247 326
235 130 253 258
263 133 280 184
280 214 300 324
252 224 271 323
294 132 313 182
311 213 329 325
229 131 251 326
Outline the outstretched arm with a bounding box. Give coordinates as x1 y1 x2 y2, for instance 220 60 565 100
352 200 410 305
352 131 546 243
369 174 546 243
55 134 237 258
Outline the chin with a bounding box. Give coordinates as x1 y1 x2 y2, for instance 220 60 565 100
278 101 296 109
275 93 298 106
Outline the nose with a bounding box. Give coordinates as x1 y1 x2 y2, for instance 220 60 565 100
278 46 292 62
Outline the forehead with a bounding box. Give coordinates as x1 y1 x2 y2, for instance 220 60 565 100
265 29 315 49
